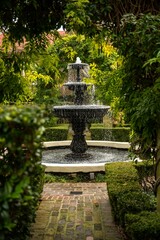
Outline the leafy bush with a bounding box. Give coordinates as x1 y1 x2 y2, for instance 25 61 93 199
0 105 45 240
116 14 160 159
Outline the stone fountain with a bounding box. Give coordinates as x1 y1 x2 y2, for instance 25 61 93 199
53 57 110 159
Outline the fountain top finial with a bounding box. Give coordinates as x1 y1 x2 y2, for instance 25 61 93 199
76 57 81 64
68 57 88 71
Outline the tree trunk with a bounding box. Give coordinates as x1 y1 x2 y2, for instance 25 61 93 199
156 128 160 212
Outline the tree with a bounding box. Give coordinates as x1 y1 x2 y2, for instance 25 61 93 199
0 48 35 103
0 1 159 42
0 0 67 42
64 0 159 36
114 13 160 210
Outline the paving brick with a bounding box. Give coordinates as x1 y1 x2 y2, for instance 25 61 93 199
30 183 123 240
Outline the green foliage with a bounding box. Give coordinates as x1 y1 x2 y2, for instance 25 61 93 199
0 31 124 119
0 105 45 240
88 45 125 122
114 14 160 158
44 173 69 183
90 49 123 103
0 34 63 105
44 172 106 183
64 0 91 34
0 43 41 103
65 0 159 37
38 34 124 118
106 162 157 237
43 116 59 128
125 211 160 240
0 54 32 103
43 125 130 142
49 34 92 70
134 160 155 194
0 0 159 43
30 34 93 105
31 71 60 105
0 0 67 42
23 41 63 106
117 191 156 227
134 160 155 180
106 162 139 185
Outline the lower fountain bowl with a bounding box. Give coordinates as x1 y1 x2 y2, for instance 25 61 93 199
53 105 110 121
42 141 130 173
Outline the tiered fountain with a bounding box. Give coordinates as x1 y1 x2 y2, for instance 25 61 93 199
53 57 110 159
42 58 129 172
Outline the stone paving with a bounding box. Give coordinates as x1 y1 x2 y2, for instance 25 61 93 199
30 183 123 240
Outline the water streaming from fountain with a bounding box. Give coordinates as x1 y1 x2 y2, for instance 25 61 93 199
42 147 129 164
53 58 110 159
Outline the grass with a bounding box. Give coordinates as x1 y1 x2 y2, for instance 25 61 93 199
44 172 107 183
48 124 69 129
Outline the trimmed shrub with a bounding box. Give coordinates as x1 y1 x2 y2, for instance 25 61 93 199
116 191 156 226
125 211 160 240
106 162 141 224
0 105 45 240
90 127 130 141
106 162 139 184
105 162 157 238
43 125 130 142
134 160 155 179
43 125 68 141
134 160 155 194
44 116 59 127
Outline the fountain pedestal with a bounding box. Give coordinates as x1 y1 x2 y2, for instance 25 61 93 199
70 118 87 153
54 105 109 157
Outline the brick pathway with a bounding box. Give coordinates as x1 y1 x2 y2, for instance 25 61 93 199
30 183 123 240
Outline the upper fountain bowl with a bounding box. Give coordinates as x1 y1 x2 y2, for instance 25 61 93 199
63 82 89 91
67 63 88 70
67 57 89 70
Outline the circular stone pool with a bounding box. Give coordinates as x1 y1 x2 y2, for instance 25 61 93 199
42 147 129 164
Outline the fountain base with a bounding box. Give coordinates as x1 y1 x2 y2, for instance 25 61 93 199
64 152 92 161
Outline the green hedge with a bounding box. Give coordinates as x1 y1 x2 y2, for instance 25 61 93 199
134 161 155 193
0 105 45 240
125 211 160 240
105 162 158 239
43 126 130 142
43 125 68 141
90 127 130 141
44 116 59 127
